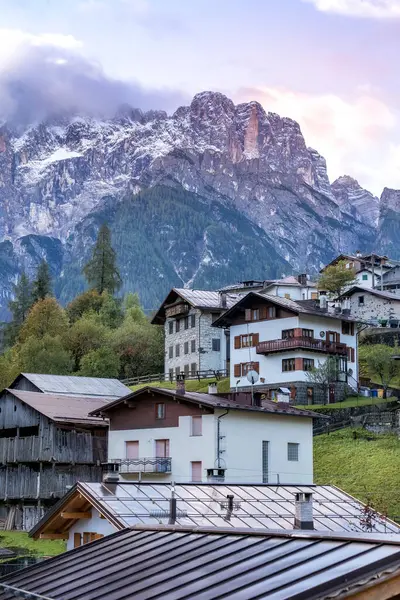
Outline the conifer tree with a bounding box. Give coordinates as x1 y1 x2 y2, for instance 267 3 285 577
6 272 32 344
32 260 52 303
82 224 122 295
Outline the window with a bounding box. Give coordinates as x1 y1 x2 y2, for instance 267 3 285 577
184 341 189 354
184 364 190 376
168 321 173 335
362 274 368 281
169 368 174 381
288 443 299 461
342 321 354 335
234 362 260 377
302 329 314 338
284 293 291 299
212 338 221 351
267 306 276 318
262 441 269 483
126 441 139 459
191 314 196 328
191 461 202 482
234 333 259 348
168 346 173 359
282 329 295 339
82 532 104 545
190 363 197 375
191 339 196 353
191 416 202 436
175 344 180 357
156 403 166 419
358 296 365 305
303 358 315 371
184 316 189 330
311 292 318 300
347 347 355 362
175 366 181 377
176 319 181 333
282 358 296 372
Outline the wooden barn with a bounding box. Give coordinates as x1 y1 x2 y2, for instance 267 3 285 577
0 387 109 531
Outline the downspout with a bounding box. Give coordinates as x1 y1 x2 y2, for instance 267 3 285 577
198 312 201 373
217 409 229 469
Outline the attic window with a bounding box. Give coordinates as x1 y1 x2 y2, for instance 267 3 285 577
358 296 365 306
362 274 368 281
156 403 166 420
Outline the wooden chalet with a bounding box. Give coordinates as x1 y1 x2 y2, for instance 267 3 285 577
0 388 109 531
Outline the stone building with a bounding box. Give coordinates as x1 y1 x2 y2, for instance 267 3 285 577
340 286 400 325
151 288 239 377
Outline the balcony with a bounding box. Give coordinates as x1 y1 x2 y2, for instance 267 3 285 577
165 303 189 318
256 337 347 356
110 457 172 474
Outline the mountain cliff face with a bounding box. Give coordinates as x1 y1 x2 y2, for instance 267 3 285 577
0 91 398 319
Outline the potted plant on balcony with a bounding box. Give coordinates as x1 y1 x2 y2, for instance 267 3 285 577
378 318 388 328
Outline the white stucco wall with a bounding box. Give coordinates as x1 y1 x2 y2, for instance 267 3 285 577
66 508 117 551
219 409 313 485
230 314 357 388
355 271 380 289
266 285 317 301
108 414 216 483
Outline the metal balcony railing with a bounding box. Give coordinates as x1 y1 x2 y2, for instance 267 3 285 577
110 457 172 474
256 337 347 356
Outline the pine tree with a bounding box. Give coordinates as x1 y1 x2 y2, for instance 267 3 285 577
82 224 122 295
6 272 32 345
32 260 52 303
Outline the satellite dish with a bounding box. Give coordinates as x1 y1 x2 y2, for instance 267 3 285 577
246 370 259 385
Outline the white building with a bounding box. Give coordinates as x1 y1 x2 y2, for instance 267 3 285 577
261 275 318 301
321 253 395 291
152 288 239 378
340 286 400 325
213 293 358 405
89 384 316 487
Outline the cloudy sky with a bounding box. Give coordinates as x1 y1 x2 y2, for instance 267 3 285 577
0 0 398 195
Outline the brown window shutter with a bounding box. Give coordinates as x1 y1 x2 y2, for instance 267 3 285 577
260 306 267 319
252 333 259 346
245 309 252 321
234 336 241 349
234 364 241 378
295 358 303 371
253 362 260 373
342 322 345 335
294 328 302 338
347 347 351 360
336 333 340 343
74 533 81 548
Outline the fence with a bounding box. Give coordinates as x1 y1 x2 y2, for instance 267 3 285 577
121 369 228 387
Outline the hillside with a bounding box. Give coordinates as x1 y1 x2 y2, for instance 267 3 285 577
314 428 400 522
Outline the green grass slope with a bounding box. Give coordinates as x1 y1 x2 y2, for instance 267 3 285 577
314 428 400 521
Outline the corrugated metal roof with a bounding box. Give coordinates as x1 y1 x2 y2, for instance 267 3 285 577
18 374 131 399
89 386 322 419
173 288 239 309
31 482 400 535
6 390 109 426
4 525 400 599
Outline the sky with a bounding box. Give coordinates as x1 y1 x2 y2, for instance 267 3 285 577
0 0 399 195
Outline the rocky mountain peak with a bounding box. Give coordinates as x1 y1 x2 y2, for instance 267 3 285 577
331 175 380 227
380 187 400 213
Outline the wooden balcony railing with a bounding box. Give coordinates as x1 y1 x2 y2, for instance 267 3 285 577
110 457 172 474
256 337 347 356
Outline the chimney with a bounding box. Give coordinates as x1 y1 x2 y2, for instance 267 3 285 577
207 468 225 483
356 250 362 258
294 492 314 530
220 292 227 309
168 484 177 525
176 374 185 395
224 494 234 522
102 462 120 493
297 274 307 286
319 291 327 311
208 382 218 394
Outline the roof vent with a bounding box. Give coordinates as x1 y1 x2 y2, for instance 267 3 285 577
208 383 218 395
297 274 307 286
207 468 225 483
319 293 327 310
102 462 120 494
294 492 313 530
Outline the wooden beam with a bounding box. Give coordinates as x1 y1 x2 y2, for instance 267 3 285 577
61 512 91 519
39 533 69 540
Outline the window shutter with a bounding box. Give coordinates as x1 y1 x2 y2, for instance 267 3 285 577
74 533 81 548
260 306 268 319
253 362 260 373
234 336 241 349
336 332 341 343
294 328 302 338
295 358 303 371
252 333 259 346
245 308 252 321
234 364 241 377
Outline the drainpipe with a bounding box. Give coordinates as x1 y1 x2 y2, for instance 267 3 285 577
217 410 229 469
198 312 201 373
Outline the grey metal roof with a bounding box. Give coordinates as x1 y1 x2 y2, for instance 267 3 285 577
173 288 239 309
5 525 400 599
89 386 321 419
31 482 400 535
17 373 131 399
6 390 109 426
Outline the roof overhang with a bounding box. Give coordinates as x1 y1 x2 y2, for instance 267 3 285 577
212 292 298 328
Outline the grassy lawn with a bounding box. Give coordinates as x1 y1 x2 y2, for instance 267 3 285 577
314 428 400 520
0 531 65 557
130 377 230 393
296 396 399 411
